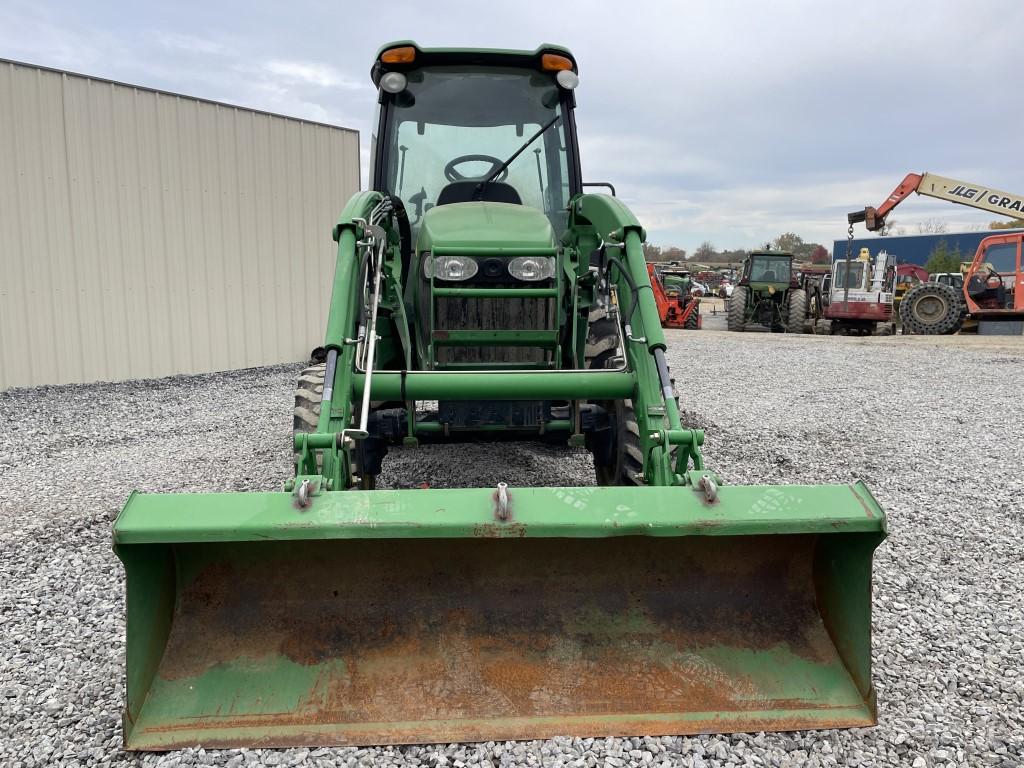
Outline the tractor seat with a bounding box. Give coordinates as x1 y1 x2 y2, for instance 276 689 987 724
437 181 522 206
762 270 777 281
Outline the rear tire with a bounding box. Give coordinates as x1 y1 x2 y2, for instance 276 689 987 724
899 283 965 335
786 289 807 333
684 300 700 330
727 287 747 332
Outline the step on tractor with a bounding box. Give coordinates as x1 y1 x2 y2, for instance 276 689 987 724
113 43 886 750
822 248 897 336
727 250 808 332
849 171 1024 335
648 262 701 329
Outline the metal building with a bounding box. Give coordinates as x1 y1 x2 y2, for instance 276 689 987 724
0 59 360 390
832 229 1024 267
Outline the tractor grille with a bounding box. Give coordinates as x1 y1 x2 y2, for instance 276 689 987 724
436 295 556 366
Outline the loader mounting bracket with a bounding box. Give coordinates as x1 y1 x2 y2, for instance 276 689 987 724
684 469 722 504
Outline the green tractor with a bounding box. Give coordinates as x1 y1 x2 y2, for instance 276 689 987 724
114 43 885 750
727 250 808 332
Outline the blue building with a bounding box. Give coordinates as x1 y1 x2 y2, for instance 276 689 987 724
831 230 1024 267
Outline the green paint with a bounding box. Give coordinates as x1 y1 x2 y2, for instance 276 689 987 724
432 329 558 347
419 203 556 251
350 370 635 400
115 481 883 544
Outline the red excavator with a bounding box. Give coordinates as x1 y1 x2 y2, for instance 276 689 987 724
848 172 1024 334
647 262 701 329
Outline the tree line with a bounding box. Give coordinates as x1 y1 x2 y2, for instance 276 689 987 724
923 218 1024 273
646 217 1024 272
644 233 830 265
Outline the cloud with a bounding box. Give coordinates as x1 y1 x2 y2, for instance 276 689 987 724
263 59 364 90
2 0 1021 252
157 32 230 56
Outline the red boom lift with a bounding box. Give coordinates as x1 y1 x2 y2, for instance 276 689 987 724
849 172 1024 334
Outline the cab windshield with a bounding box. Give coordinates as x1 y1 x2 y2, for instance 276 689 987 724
834 261 866 290
375 66 573 235
749 256 791 282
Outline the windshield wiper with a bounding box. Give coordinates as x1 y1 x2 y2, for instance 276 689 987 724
473 114 562 201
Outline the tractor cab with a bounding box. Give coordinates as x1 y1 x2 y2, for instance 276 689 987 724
369 42 583 371
657 265 692 296
741 251 795 289
370 42 585 372
371 43 581 238
964 233 1023 314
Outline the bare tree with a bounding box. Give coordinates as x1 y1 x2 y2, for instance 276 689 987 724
694 241 717 262
917 218 949 234
642 242 663 261
662 246 686 263
875 218 905 236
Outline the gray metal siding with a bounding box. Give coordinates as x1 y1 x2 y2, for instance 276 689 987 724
0 60 359 389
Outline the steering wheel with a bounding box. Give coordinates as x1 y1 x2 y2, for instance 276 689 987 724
444 154 509 182
968 265 1001 297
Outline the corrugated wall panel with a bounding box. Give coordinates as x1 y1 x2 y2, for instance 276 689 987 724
0 60 359 389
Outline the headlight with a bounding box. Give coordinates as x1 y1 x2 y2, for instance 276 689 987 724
508 256 555 282
423 254 478 281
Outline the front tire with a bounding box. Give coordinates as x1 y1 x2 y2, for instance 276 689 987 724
294 363 325 436
585 307 643 486
293 362 376 488
899 283 965 335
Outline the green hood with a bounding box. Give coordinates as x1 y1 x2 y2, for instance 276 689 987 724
418 202 556 251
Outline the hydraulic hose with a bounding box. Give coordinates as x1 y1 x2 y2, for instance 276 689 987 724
605 253 641 328
385 194 412 281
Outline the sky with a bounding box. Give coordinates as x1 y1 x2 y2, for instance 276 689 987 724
2 0 1021 254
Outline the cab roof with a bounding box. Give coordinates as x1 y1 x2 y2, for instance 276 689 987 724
371 41 577 86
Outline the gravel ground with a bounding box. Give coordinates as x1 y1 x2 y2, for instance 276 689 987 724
2 330 1023 767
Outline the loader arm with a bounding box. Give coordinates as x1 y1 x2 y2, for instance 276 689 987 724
849 172 1024 231
570 193 706 484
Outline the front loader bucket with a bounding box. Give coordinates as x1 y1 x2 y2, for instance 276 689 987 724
114 482 885 750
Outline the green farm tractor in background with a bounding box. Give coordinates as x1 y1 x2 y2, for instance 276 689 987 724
114 43 886 750
728 250 808 332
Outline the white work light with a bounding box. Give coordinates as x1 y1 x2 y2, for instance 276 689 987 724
556 70 579 90
380 71 408 94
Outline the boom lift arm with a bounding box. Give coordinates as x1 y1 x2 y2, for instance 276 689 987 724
849 172 1024 231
